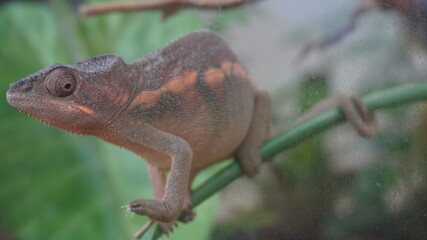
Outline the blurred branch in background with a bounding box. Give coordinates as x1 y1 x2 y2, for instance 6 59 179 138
138 82 427 240
298 0 425 61
79 0 262 19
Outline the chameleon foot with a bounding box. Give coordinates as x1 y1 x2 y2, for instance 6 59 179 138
236 150 261 177
128 199 179 223
181 209 196 223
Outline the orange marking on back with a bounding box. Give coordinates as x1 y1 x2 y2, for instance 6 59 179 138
104 88 129 106
76 105 95 115
232 63 247 79
127 70 197 112
220 61 233 75
204 68 225 94
163 70 198 93
128 90 162 109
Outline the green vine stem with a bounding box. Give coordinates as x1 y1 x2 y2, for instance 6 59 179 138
139 82 427 240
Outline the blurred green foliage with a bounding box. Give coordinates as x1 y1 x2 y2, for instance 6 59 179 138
0 1 245 239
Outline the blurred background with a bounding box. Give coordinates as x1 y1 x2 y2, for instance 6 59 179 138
1 0 427 239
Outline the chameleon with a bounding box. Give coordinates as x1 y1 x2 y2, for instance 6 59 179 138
6 30 377 234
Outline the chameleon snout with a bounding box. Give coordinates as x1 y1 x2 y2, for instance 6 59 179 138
8 75 36 94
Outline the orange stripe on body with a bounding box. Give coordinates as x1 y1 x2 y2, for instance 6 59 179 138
104 88 130 106
163 70 198 94
128 90 162 109
232 63 247 79
223 61 257 91
220 61 233 75
204 68 225 95
220 60 248 79
127 70 198 111
76 105 95 115
126 62 250 114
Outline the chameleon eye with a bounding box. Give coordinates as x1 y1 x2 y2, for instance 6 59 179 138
45 69 76 97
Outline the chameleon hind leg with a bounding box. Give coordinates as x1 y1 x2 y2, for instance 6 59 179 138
236 91 271 177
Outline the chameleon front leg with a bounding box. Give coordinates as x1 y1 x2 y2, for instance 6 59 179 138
148 165 166 201
148 164 195 224
134 166 195 238
134 165 183 238
122 124 193 223
145 165 195 230
135 165 174 235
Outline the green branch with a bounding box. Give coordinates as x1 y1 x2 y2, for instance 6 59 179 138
140 82 427 240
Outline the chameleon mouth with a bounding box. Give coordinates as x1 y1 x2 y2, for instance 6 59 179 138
6 90 88 134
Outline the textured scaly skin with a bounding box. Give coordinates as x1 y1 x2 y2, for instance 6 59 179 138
6 30 271 230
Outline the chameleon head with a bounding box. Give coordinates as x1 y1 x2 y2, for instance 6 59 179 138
6 54 130 135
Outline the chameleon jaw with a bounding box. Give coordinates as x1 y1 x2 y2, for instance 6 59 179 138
6 90 96 135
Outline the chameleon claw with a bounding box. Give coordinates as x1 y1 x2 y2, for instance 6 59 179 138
121 204 135 218
127 199 148 216
121 204 131 212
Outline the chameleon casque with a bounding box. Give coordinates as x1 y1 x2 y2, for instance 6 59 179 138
6 30 377 234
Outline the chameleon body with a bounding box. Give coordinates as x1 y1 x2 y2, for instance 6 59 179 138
6 30 271 229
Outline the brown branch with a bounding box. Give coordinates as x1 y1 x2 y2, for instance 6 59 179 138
79 0 262 19
295 1 379 63
295 0 416 63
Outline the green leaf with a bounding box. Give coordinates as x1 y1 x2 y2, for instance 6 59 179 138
0 2 224 239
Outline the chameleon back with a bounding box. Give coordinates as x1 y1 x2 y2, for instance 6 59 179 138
123 30 256 171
